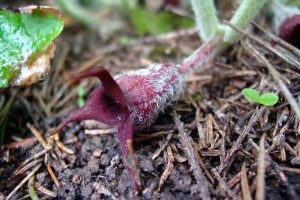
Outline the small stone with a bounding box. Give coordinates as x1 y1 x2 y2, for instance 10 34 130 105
100 154 110 167
87 158 100 172
105 166 116 181
92 148 102 157
140 157 154 172
160 190 175 200
72 174 82 184
81 185 93 199
142 179 159 199
90 192 100 200
117 170 131 194
36 172 47 184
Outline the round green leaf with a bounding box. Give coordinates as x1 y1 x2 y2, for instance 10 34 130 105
258 93 278 106
242 88 260 103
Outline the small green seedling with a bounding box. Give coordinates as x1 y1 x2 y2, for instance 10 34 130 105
242 88 279 106
77 86 86 107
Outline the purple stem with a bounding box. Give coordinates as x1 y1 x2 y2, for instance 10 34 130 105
178 37 221 75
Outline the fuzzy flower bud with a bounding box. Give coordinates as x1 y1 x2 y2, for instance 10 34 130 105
271 2 300 47
116 63 182 127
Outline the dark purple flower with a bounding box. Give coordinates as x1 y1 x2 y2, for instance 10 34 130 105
272 2 300 48
50 65 182 191
279 15 300 48
49 38 220 190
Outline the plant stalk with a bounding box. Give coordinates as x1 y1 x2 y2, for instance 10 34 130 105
223 0 269 44
179 36 222 75
190 0 219 41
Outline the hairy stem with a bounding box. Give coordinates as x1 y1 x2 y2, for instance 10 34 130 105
190 0 219 41
223 0 269 44
179 36 221 75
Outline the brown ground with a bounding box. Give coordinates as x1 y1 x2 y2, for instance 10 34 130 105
0 1 300 200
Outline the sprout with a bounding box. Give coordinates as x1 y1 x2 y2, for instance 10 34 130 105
242 88 279 106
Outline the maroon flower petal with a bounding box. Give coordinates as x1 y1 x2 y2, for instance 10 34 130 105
70 67 127 106
50 67 129 134
279 15 300 48
49 87 127 134
165 0 180 6
50 67 141 190
118 117 142 191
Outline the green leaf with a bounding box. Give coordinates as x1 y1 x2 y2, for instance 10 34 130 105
258 93 278 106
242 88 260 103
129 7 193 36
0 6 63 88
130 8 171 36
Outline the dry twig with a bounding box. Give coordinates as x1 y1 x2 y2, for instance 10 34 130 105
241 162 252 200
35 182 57 198
27 123 49 149
245 42 300 119
219 107 266 174
211 168 236 198
256 134 265 200
173 111 211 199
46 164 60 188
271 161 299 200
156 146 174 192
152 132 174 160
222 20 300 119
84 127 117 135
6 164 42 200
223 20 300 71
252 22 300 58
